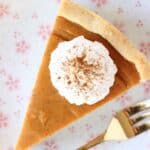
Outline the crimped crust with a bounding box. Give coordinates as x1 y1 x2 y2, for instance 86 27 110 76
58 0 150 81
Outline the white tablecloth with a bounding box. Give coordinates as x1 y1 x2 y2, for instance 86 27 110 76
0 0 150 149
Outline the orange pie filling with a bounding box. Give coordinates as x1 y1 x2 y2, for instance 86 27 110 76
49 36 117 105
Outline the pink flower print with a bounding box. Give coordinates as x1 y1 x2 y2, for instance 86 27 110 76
0 97 6 106
32 12 38 19
99 114 107 122
16 40 30 54
142 81 150 96
0 3 9 17
85 123 92 131
14 110 21 120
146 31 150 37
5 75 20 91
56 0 61 3
16 95 23 103
136 19 144 28
13 31 21 40
139 42 150 57
68 125 76 134
0 112 9 128
111 109 116 116
38 24 51 41
7 146 14 150
147 142 150 149
26 92 32 102
135 1 142 7
113 21 125 33
118 94 131 107
117 7 124 14
21 59 30 67
91 0 107 7
12 13 20 20
44 139 59 150
0 68 7 76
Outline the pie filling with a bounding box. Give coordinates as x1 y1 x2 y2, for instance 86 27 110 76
49 36 117 105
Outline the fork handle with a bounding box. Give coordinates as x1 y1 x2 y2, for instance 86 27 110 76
116 111 136 137
77 132 106 150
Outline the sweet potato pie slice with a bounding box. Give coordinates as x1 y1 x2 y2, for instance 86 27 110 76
16 0 150 149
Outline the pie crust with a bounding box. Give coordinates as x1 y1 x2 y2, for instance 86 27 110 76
16 0 150 149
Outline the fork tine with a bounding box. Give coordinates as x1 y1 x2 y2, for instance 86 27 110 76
125 106 148 116
133 123 150 135
134 99 150 107
129 114 150 125
116 99 150 138
125 99 150 116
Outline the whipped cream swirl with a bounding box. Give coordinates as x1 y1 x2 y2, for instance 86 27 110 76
49 36 117 105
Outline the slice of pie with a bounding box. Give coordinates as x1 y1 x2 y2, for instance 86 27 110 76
16 0 150 149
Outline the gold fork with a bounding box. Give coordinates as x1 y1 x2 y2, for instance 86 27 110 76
78 99 150 150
